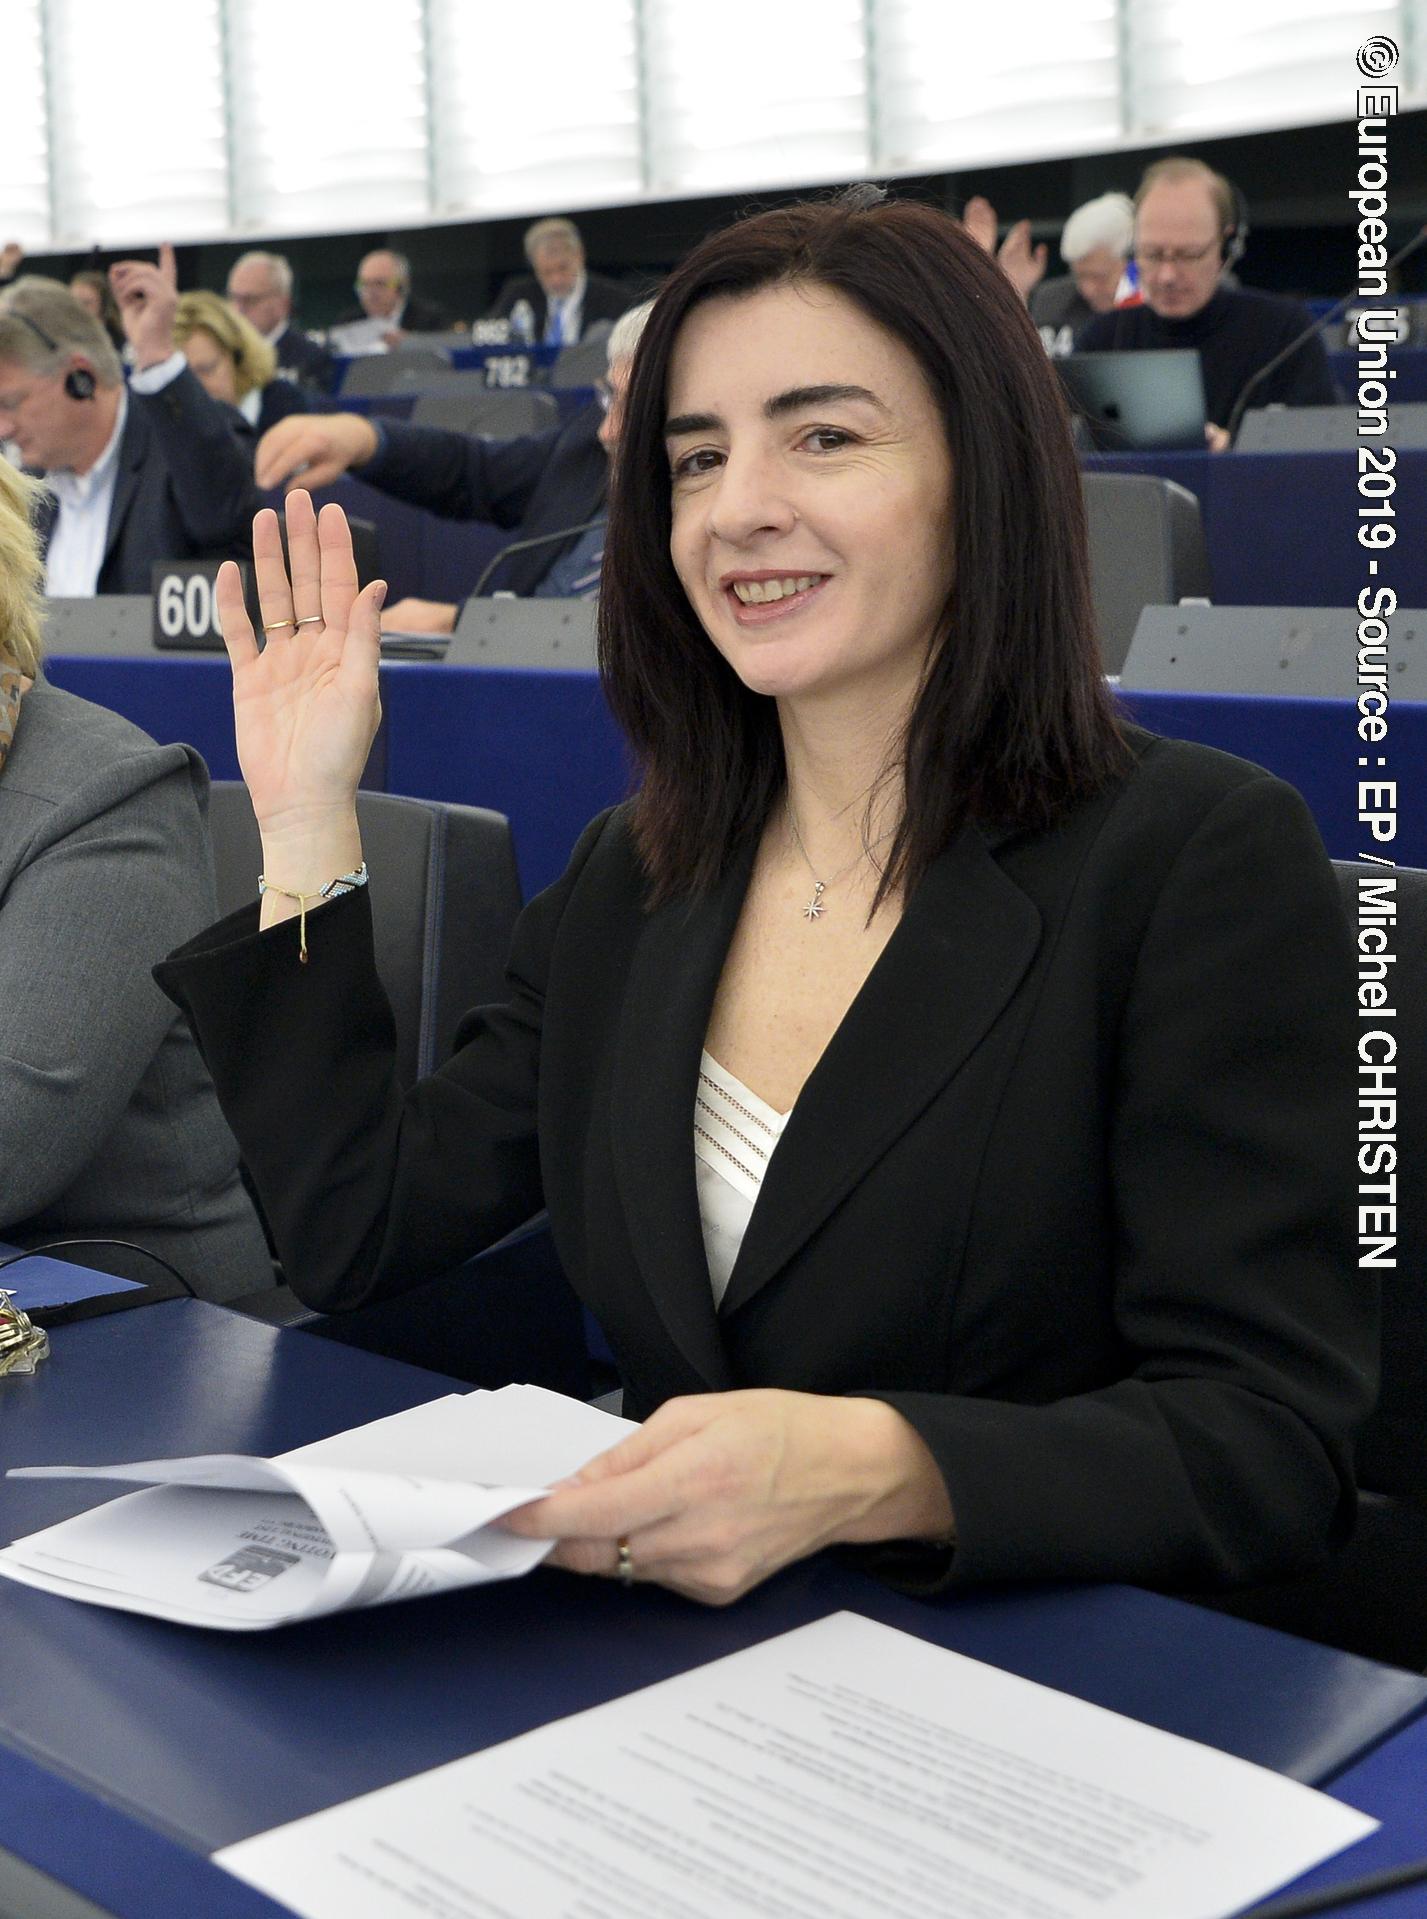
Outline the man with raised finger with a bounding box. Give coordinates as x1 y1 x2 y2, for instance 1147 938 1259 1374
0 248 260 595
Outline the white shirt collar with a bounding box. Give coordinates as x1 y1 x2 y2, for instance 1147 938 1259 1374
46 388 127 506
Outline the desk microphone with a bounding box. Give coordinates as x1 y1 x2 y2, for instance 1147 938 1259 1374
469 516 606 597
1225 222 1427 443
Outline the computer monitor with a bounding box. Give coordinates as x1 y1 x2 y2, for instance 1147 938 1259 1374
1056 350 1207 452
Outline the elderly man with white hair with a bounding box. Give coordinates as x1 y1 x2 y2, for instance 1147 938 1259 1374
254 301 654 632
1029 193 1136 356
489 217 633 347
225 249 336 394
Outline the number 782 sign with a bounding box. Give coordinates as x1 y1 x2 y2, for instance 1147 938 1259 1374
151 560 259 650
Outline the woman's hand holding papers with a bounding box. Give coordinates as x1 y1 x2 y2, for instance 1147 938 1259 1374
215 493 383 923
502 1390 955 1606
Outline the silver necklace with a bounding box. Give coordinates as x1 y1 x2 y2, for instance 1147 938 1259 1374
785 804 896 921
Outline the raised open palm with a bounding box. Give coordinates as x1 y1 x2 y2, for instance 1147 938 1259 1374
215 492 386 835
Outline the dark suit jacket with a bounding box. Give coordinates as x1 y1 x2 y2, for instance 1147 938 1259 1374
158 732 1373 1596
35 369 261 595
360 403 607 594
254 377 309 439
271 323 338 396
490 270 632 342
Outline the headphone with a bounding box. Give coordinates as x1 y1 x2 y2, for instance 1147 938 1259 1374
9 308 97 398
1220 180 1251 272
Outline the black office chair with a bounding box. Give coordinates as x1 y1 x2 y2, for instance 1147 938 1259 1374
208 784 521 1085
1203 862 1427 1670
206 786 593 1398
1081 471 1212 676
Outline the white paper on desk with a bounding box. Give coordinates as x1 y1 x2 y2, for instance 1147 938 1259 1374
0 1384 634 1631
217 1610 1376 1919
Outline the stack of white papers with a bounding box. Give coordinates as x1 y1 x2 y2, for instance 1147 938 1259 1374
0 1384 633 1631
216 1612 1378 1919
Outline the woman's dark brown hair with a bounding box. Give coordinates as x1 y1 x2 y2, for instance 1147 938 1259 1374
598 190 1129 907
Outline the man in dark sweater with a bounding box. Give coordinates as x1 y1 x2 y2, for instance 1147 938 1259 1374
1075 158 1336 449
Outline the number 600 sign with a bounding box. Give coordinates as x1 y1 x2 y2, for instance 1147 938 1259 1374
150 560 256 651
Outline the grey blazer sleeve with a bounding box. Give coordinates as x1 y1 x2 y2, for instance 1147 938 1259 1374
0 738 218 1224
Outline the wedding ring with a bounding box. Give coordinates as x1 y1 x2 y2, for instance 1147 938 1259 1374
295 615 323 627
262 617 297 633
615 1537 635 1589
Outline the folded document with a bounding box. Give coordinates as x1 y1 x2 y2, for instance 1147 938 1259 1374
0 1385 634 1631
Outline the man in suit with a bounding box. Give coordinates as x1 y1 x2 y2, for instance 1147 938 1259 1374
489 218 631 347
330 249 453 353
255 301 652 633
0 259 261 596
226 249 337 395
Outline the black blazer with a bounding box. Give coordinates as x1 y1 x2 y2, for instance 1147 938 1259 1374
271 323 338 396
35 369 262 594
360 403 607 595
254 378 309 438
490 270 633 342
158 732 1372 1595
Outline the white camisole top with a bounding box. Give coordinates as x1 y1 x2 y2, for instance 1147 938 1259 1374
694 1050 791 1305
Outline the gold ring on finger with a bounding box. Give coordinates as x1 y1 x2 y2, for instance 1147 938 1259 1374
295 615 323 627
262 618 297 634
615 1537 635 1589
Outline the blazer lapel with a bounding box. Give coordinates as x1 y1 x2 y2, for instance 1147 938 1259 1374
101 403 145 578
720 825 1042 1315
609 840 758 1390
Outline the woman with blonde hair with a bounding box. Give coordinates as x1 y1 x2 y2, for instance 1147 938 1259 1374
0 457 271 1298
173 289 307 439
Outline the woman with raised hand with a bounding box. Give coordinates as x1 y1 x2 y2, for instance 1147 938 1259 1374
158 191 1369 1605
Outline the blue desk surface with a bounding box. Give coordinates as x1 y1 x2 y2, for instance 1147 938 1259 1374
332 342 561 393
43 652 1421 895
1328 344 1427 403
1119 688 1427 867
1 1300 1426 1919
1085 446 1427 610
380 659 634 896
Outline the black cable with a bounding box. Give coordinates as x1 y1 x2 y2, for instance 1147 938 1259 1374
468 514 606 597
1224 222 1427 443
1246 1854 1427 1918
0 1239 196 1297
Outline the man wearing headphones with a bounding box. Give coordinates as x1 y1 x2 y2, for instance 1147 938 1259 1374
0 253 260 594
1075 157 1337 450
